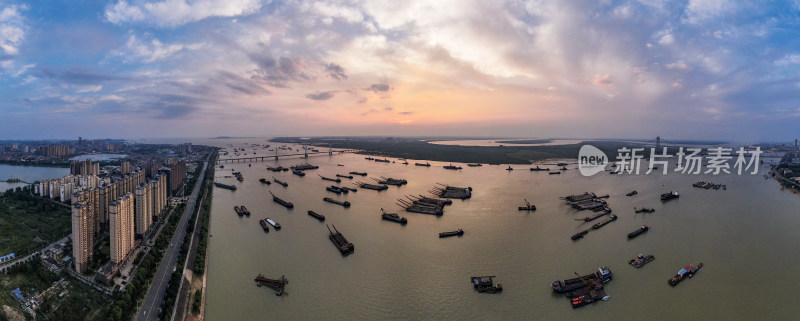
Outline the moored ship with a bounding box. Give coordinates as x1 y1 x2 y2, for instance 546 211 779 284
551 266 613 293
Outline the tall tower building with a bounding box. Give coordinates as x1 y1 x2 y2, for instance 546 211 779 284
120 161 131 175
109 193 135 265
71 201 94 273
135 183 152 236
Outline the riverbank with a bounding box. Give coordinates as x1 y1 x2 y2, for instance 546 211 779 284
270 137 642 164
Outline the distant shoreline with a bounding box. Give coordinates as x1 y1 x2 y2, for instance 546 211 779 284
271 137 644 164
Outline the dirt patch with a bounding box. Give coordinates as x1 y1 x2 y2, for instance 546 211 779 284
3 305 25 321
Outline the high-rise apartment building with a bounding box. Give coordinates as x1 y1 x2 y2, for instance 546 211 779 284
71 201 94 273
109 193 135 264
135 183 152 236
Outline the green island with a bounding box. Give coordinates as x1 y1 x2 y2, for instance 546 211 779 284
271 137 646 164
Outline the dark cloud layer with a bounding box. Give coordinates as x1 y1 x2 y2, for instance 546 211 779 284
306 91 336 100
326 63 347 80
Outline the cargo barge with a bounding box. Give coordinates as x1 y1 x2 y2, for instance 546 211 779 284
356 182 389 191
323 197 351 207
240 205 251 216
439 229 464 238
627 225 650 239
214 182 237 190
349 171 368 176
327 224 354 254
668 263 703 286
272 177 288 187
270 191 294 208
258 178 272 185
471 276 502 294
380 209 407 224
530 166 550 171
336 174 354 179
518 199 536 211
660 191 679 201
254 274 288 295
551 266 612 293
266 218 281 230
319 174 341 183
259 219 270 232
307 210 325 221
629 254 655 268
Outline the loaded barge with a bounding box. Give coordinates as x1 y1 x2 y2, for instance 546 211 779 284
668 263 703 286
327 224 354 254
214 182 237 190
240 206 251 216
634 207 655 213
292 169 306 177
270 191 294 208
551 266 612 293
323 197 351 207
627 225 650 239
254 274 288 296
471 276 502 293
629 254 655 268
307 210 325 221
336 174 354 179
258 178 272 185
439 229 464 238
349 171 368 176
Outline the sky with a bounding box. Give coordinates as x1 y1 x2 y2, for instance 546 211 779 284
0 0 799 142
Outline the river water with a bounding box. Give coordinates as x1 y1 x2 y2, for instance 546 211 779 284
0 164 69 192
204 139 800 320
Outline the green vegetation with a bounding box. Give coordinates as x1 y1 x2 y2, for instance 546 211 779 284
191 289 202 314
0 187 71 257
272 137 647 164
0 258 110 321
105 202 185 321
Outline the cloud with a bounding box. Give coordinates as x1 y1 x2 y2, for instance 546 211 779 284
110 34 195 63
367 83 391 92
775 54 800 66
0 4 25 55
216 71 270 96
398 111 413 115
76 85 103 93
666 61 692 70
306 91 337 101
105 0 262 27
35 67 129 84
250 56 314 88
591 74 614 87
325 63 347 80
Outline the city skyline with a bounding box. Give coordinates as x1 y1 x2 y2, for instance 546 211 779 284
1 0 799 141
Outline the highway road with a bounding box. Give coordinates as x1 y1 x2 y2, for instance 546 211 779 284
136 158 208 321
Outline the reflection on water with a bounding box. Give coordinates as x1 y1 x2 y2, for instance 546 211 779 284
204 139 800 320
428 139 583 147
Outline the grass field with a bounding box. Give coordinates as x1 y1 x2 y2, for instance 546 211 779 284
0 188 70 257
